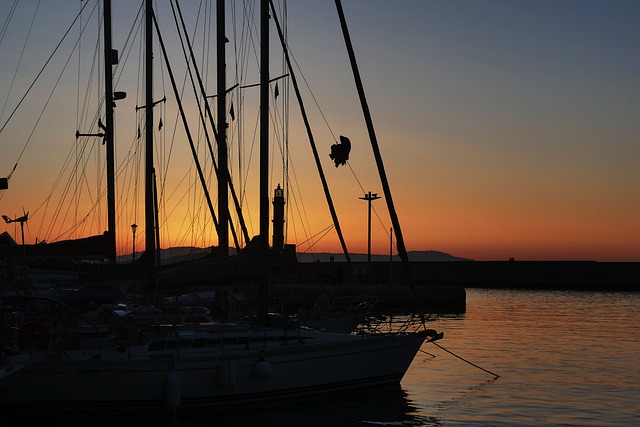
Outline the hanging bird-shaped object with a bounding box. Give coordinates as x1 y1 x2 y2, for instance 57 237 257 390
329 135 351 167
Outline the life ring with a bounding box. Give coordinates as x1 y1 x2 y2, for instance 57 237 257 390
17 321 50 351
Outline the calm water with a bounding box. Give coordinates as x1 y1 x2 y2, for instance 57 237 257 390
4 289 639 426
404 288 640 426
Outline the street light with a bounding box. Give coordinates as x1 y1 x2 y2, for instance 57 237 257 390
389 227 393 284
131 223 137 263
359 191 381 264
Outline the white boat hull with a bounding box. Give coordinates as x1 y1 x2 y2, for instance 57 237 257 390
0 328 427 412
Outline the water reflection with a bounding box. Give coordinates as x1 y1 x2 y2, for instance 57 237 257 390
4 385 441 427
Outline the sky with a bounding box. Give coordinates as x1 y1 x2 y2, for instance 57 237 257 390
0 0 639 262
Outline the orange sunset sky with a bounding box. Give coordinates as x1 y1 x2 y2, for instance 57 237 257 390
1 1 639 262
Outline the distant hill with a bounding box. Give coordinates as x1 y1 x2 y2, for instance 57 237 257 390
296 250 472 263
117 247 472 264
117 246 212 265
407 250 473 262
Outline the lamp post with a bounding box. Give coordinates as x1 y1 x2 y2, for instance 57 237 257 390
131 223 137 263
359 191 381 265
389 227 393 284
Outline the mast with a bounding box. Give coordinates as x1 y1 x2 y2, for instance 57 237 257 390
173 0 250 248
259 0 270 250
103 0 116 263
335 0 411 278
217 0 229 257
144 0 156 265
257 0 270 323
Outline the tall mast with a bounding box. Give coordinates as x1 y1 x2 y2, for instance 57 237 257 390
103 0 116 263
259 0 270 250
217 0 229 257
144 0 156 265
335 0 410 278
257 0 270 323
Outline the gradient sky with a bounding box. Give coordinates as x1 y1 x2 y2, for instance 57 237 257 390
0 0 639 262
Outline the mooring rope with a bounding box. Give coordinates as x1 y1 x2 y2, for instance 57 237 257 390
419 349 436 358
429 339 500 379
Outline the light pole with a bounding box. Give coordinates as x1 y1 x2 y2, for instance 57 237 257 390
359 191 381 265
389 227 393 284
131 223 137 263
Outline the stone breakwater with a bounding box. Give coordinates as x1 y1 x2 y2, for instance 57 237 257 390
291 260 639 291
269 260 638 314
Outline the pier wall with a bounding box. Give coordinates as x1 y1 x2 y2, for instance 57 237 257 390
405 261 640 291
274 260 639 313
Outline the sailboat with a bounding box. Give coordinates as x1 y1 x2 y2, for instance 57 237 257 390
0 0 442 413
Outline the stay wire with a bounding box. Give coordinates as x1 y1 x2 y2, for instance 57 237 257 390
0 0 20 46
0 0 41 124
296 223 335 256
280 17 388 252
0 0 92 179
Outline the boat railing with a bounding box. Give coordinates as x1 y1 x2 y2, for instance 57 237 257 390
328 295 378 315
355 311 435 335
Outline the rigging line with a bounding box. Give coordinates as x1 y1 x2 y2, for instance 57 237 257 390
50 208 96 243
296 222 335 248
152 4 197 225
165 0 215 251
116 140 139 236
76 0 82 129
162 168 201 231
38 137 95 242
14 21 96 215
347 162 366 195
236 0 260 205
173 0 247 247
296 224 336 255
270 0 351 263
278 0 291 243
152 9 222 243
48 100 103 234
234 0 254 195
78 28 102 148
71 0 102 235
170 0 220 233
283 144 315 248
231 0 240 183
76 0 86 233
27 29 102 239
0 0 20 46
0 0 41 123
113 3 144 89
47 136 99 241
30 152 75 238
58 156 98 241
239 111 260 204
282 36 338 144
0 0 91 138
287 197 313 257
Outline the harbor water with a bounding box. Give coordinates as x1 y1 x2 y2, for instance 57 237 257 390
404 288 640 426
3 288 639 426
